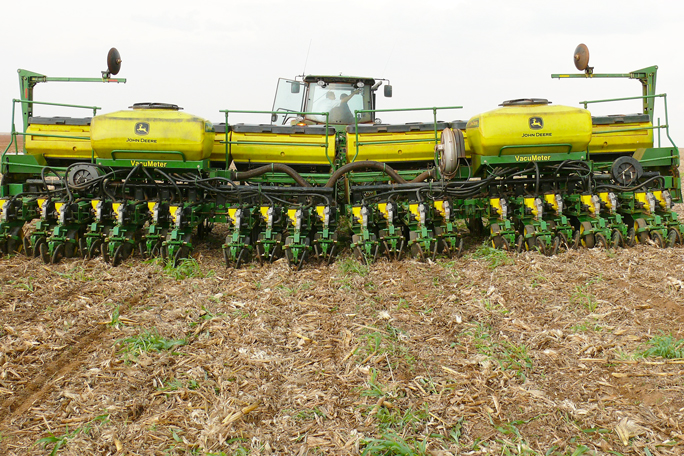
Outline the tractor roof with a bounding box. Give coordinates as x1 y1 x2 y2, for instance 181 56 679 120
303 75 376 86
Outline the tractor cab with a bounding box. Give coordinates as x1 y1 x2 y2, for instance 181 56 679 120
271 75 392 127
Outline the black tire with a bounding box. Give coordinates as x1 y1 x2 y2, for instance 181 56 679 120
583 233 595 249
551 236 560 256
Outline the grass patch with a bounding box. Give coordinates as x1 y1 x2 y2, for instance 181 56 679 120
34 414 110 455
639 333 684 359
570 285 597 312
163 258 214 280
470 245 514 269
338 255 369 276
361 431 428 456
117 328 187 362
356 324 415 369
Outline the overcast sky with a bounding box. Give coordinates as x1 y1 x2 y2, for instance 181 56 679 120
1 0 682 148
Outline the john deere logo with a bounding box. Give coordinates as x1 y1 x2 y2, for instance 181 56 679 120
529 117 543 130
135 122 150 136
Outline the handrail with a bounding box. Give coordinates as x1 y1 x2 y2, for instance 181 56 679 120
3 98 100 171
350 106 462 163
580 93 676 149
14 98 101 117
219 110 332 169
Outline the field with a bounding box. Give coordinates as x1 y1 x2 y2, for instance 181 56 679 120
1 222 684 456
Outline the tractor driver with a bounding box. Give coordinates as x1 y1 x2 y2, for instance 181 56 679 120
328 88 361 124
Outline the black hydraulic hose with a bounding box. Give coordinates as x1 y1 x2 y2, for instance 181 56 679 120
595 175 664 192
325 161 407 188
142 166 161 203
120 164 142 202
234 164 311 188
155 168 182 203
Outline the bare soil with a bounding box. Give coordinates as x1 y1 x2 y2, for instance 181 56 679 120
1 225 684 456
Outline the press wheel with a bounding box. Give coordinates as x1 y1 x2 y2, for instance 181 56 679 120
595 232 608 249
650 231 664 248
551 236 560 256
6 226 25 254
626 227 636 247
101 242 110 263
666 229 679 248
51 244 65 264
571 230 581 249
89 239 102 259
611 229 623 248
515 234 525 253
39 241 50 264
536 238 546 256
112 243 133 267
172 245 190 268
23 236 33 257
635 219 649 244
